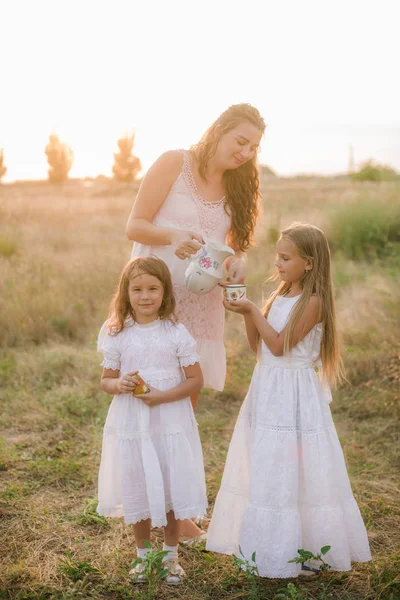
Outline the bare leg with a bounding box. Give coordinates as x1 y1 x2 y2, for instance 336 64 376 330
164 511 180 546
132 519 151 548
190 391 199 411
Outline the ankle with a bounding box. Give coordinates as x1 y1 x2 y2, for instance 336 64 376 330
162 543 178 562
137 546 151 560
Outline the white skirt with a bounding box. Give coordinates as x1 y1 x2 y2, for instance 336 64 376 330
97 372 208 527
206 362 371 577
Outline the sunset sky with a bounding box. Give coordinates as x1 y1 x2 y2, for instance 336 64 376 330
1 0 399 181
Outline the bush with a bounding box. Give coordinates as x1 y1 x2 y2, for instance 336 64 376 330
352 160 399 182
112 133 141 182
45 134 73 183
329 196 400 260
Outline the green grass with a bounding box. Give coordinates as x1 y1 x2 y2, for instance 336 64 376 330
0 177 399 600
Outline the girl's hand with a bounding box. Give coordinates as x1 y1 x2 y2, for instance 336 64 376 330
134 387 165 407
222 256 246 284
223 298 254 315
171 229 205 260
117 371 140 394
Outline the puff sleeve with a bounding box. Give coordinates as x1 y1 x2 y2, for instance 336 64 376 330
174 323 200 369
97 321 121 371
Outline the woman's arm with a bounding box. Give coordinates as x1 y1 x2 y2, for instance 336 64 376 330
126 150 183 245
135 363 203 407
126 151 204 251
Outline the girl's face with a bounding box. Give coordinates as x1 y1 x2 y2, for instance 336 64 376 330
275 238 312 284
216 120 262 170
128 273 164 323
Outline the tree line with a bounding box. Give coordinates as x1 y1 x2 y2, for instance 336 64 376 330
0 133 141 183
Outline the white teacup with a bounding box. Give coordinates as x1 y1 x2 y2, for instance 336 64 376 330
224 284 247 301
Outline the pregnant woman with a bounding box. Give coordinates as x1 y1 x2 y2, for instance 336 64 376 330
126 102 266 541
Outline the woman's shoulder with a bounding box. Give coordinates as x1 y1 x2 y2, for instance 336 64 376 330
151 150 184 172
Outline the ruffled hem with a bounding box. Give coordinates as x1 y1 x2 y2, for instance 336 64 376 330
97 503 208 528
207 494 371 577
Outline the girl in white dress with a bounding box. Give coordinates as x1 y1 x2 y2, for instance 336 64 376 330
97 256 207 585
206 222 371 578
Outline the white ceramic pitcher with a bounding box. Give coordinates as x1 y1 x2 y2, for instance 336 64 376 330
184 238 235 295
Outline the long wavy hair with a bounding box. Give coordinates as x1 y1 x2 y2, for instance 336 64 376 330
191 103 266 251
107 256 176 334
262 223 344 387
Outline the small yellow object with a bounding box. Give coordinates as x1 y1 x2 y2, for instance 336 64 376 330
133 375 150 395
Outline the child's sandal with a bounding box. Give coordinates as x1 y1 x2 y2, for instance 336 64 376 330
129 562 147 584
163 559 186 585
298 565 320 580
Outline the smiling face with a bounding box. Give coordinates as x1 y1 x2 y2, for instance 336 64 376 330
128 272 164 323
216 120 262 170
275 237 313 285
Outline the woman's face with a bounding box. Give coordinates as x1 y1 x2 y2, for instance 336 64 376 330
216 120 262 170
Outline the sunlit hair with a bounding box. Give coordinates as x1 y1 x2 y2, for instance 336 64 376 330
262 222 344 387
191 103 266 252
107 256 176 334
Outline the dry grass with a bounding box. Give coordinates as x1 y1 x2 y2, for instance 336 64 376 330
0 177 399 600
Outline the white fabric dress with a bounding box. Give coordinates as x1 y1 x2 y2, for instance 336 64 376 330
131 149 231 391
97 318 208 527
206 295 371 578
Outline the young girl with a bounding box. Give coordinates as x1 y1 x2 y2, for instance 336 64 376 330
97 256 207 585
206 222 371 578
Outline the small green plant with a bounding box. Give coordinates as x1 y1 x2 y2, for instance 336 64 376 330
130 541 169 599
274 582 309 599
232 546 260 600
288 545 332 572
58 550 100 581
79 497 109 528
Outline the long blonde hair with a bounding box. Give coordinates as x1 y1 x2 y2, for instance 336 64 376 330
107 256 176 334
191 103 266 251
263 223 344 387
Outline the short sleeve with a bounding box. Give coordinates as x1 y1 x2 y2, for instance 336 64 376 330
174 323 200 368
97 321 121 371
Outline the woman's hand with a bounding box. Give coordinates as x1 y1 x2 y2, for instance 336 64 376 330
223 298 255 315
222 256 246 284
116 371 140 394
134 386 165 407
171 229 205 260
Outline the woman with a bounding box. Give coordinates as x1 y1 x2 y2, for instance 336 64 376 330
126 103 266 540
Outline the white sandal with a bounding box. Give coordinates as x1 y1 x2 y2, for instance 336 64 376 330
163 559 186 585
181 531 207 547
129 561 147 584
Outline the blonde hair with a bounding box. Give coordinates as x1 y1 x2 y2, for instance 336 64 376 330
191 103 266 252
263 222 344 387
107 256 176 334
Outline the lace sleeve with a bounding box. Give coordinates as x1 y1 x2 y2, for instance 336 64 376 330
97 321 121 371
175 323 200 368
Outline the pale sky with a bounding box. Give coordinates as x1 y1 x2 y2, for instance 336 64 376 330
1 0 399 181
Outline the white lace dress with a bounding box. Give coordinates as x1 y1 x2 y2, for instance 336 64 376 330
97 318 208 527
206 295 371 577
131 150 231 391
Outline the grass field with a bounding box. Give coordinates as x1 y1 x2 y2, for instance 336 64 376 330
0 177 399 600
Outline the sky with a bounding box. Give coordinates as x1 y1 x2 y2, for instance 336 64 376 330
1 0 399 181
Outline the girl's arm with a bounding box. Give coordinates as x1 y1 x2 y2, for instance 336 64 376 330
101 368 139 395
126 151 204 250
135 363 203 407
224 297 321 357
244 313 259 353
